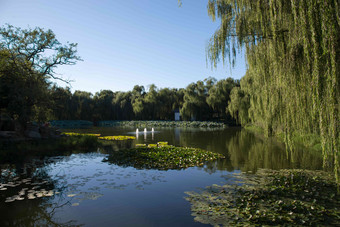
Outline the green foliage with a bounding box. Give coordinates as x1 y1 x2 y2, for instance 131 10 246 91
47 76 238 124
207 78 239 121
72 91 94 121
113 91 134 120
103 144 225 170
157 87 183 120
0 24 81 126
61 132 101 137
185 169 340 226
49 86 73 120
93 90 115 121
227 86 249 125
180 80 211 121
98 135 136 141
207 0 339 180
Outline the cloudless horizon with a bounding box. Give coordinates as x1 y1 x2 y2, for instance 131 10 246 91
0 0 247 94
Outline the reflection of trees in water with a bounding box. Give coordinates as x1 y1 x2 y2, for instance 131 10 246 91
1 198 78 226
99 139 134 152
0 161 79 226
287 143 325 171
199 159 234 174
226 130 254 170
190 129 323 174
227 130 323 172
178 128 237 155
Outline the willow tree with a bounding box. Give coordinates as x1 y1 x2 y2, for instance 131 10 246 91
181 80 212 120
205 0 339 180
207 77 239 120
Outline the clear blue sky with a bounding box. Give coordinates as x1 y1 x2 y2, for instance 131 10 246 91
0 0 247 94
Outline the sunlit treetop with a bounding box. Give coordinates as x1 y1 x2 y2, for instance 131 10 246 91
0 24 82 83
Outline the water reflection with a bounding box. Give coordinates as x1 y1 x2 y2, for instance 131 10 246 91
0 127 324 226
100 139 134 152
66 127 323 173
0 161 78 226
0 152 172 226
171 128 323 173
225 130 323 172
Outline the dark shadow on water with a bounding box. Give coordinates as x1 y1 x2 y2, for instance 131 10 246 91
0 160 80 226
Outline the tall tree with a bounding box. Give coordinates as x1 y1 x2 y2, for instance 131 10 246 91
113 91 134 120
131 85 145 119
93 90 115 121
0 24 81 126
50 86 73 120
181 80 211 120
73 91 93 121
206 0 339 180
144 84 159 120
207 77 239 120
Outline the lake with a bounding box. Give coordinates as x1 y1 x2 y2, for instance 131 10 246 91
0 127 323 226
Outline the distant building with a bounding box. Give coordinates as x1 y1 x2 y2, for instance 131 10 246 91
174 109 180 121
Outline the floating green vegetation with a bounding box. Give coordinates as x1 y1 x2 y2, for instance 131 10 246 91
97 120 225 128
61 132 101 137
61 133 135 142
0 174 58 203
185 169 340 226
103 144 224 170
135 142 169 148
98 136 136 141
157 141 168 146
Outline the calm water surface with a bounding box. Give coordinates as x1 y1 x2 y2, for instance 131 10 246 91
0 127 322 226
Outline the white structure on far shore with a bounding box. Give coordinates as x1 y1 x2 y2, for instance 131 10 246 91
174 109 180 121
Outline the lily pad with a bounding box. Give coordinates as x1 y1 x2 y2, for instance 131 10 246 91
67 194 77 197
62 132 101 137
104 143 224 170
185 169 340 226
98 136 136 141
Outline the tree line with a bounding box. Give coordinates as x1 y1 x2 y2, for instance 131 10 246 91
49 77 239 122
0 24 240 127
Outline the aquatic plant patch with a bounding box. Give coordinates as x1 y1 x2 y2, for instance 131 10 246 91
185 169 340 226
157 141 168 146
61 133 135 142
0 174 58 203
61 132 101 137
135 142 169 148
97 120 226 128
103 144 224 170
98 136 136 141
